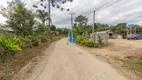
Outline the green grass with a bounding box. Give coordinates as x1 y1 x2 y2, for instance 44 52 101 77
52 35 66 41
123 59 142 77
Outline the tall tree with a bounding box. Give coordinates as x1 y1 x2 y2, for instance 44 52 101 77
0 2 35 36
116 23 127 28
74 15 89 35
110 23 127 38
36 10 49 25
74 15 88 27
95 23 109 31
51 25 56 31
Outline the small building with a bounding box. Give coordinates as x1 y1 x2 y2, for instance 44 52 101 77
108 31 123 39
90 30 123 44
90 31 109 44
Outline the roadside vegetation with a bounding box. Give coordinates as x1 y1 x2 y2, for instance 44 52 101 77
75 36 95 47
122 58 142 77
72 15 142 39
0 1 67 80
73 15 142 79
75 36 104 47
72 15 108 47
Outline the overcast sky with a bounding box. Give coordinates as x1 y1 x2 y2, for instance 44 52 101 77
0 0 142 28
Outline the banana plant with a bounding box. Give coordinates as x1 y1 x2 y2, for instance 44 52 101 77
0 36 23 63
0 36 22 52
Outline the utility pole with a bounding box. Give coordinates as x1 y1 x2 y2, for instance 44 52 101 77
48 0 51 30
69 13 75 43
92 11 95 43
69 13 75 29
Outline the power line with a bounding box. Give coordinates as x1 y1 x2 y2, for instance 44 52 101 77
95 0 117 11
80 0 115 17
62 11 70 18
83 0 124 17
96 0 124 11
69 13 75 28
53 0 125 26
96 0 125 19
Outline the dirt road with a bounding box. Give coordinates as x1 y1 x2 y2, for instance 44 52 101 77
26 38 128 80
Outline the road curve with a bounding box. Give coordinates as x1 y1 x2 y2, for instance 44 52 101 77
27 38 128 80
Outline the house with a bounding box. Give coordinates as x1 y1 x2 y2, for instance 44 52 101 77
108 31 123 39
90 30 123 44
90 31 109 44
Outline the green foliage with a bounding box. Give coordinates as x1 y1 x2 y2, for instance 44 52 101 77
56 28 69 34
0 36 22 52
74 15 92 36
51 25 56 31
85 40 95 47
36 23 48 35
74 15 88 26
31 37 39 47
36 10 50 24
62 28 69 34
0 2 35 36
56 28 62 34
97 35 104 45
21 36 39 48
123 59 142 77
110 23 127 38
94 23 109 31
0 35 24 62
136 26 142 34
75 36 95 47
75 36 86 44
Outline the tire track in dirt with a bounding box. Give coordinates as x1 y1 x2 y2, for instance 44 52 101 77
25 38 129 80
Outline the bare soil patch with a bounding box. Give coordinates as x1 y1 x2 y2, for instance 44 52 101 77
83 39 142 80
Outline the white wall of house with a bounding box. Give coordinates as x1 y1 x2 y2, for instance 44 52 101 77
90 31 109 44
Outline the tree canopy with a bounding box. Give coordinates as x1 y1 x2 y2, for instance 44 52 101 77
36 10 49 25
0 2 35 36
74 15 88 27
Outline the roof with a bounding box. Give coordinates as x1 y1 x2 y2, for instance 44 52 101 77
91 30 110 34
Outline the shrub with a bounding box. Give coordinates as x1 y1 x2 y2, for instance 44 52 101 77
0 36 23 62
39 36 48 42
85 40 95 47
75 36 86 44
22 37 39 48
31 37 39 47
75 36 95 47
0 36 22 52
97 35 104 45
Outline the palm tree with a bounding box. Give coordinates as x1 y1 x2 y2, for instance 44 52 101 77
36 10 52 25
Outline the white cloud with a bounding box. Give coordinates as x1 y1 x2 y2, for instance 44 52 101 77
0 0 142 27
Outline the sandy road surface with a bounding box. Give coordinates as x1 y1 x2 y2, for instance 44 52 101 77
27 38 128 80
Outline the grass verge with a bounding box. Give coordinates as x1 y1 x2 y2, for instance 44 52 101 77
122 58 142 77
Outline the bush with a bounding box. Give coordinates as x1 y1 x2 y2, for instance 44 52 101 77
38 36 48 42
75 36 95 47
97 35 104 45
75 36 86 44
22 36 39 48
0 36 22 52
85 40 95 47
0 36 23 62
31 37 39 47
